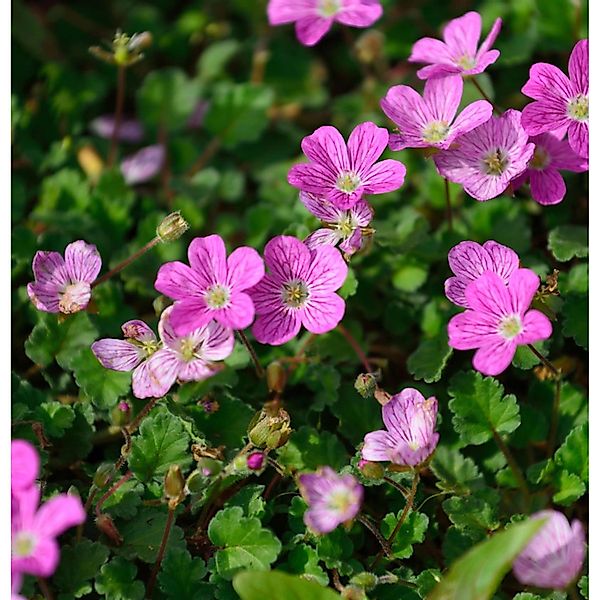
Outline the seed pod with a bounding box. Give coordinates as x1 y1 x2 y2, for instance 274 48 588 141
157 211 190 242
96 513 123 545
164 465 185 500
266 361 287 394
93 464 114 489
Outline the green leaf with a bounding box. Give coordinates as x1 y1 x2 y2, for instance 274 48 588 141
381 511 429 559
331 383 383 446
198 40 241 82
430 447 484 494
94 557 145 600
548 225 588 262
224 484 266 518
555 424 588 482
511 341 548 370
208 506 281 580
233 570 340 600
158 547 208 599
579 575 589 599
448 371 520 446
552 471 585 506
128 409 191 482
429 518 546 600
442 494 500 533
276 426 348 472
53 540 110 598
101 479 144 519
562 294 588 349
407 330 453 383
284 544 329 586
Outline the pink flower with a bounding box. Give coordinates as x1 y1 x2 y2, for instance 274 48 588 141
90 115 144 143
521 39 589 159
434 109 534 201
121 144 166 185
513 510 586 590
300 191 373 256
381 75 493 151
155 235 265 336
298 467 363 534
11 440 86 584
409 11 502 80
11 440 40 494
448 269 552 376
267 0 382 47
362 388 439 467
288 122 406 210
27 240 102 314
445 240 519 308
511 132 588 206
247 452 266 470
249 236 348 345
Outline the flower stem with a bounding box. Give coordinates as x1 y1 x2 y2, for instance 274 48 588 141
383 476 410 499
95 471 133 517
357 513 392 557
492 430 531 508
237 330 265 378
37 577 54 600
107 65 126 167
187 136 222 177
127 396 162 434
444 177 453 231
337 324 372 372
76 486 98 542
146 507 175 599
470 77 501 114
568 585 581 600
91 236 162 289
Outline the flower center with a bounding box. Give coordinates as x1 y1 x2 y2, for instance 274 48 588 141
422 120 450 143
529 146 551 170
456 54 476 69
336 171 361 194
205 284 230 309
179 338 199 362
318 0 341 17
498 314 523 340
12 532 36 558
567 94 589 121
281 279 309 308
336 214 355 238
327 489 354 513
482 148 509 176
58 282 90 314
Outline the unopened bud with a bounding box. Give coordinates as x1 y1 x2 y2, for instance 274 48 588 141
358 460 384 480
354 373 377 398
248 407 292 449
233 454 248 472
185 470 206 494
199 396 219 413
93 463 114 489
266 361 287 394
349 572 378 591
128 31 153 51
96 513 123 545
342 586 366 600
196 457 222 478
164 465 186 500
67 485 81 499
157 211 189 242
153 295 170 316
247 451 265 471
111 402 131 426
77 145 104 183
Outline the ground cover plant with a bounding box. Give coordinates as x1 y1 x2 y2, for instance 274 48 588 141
11 0 589 598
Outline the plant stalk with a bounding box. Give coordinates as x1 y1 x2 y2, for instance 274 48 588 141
107 66 126 166
147 507 175 598
237 330 264 378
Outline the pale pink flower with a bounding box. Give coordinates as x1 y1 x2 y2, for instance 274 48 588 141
288 122 406 210
434 109 534 201
445 240 519 308
90 115 144 143
267 0 382 47
121 144 166 185
362 388 439 467
298 467 363 534
249 236 348 345
155 235 265 336
513 510 586 590
448 269 552 376
381 75 493 151
521 39 589 159
409 11 502 79
11 440 40 494
300 191 373 255
27 240 102 314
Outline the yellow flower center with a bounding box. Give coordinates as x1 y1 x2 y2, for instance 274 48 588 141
327 489 354 513
205 284 230 309
422 120 450 143
336 214 355 238
456 54 476 69
336 171 361 194
498 315 523 340
319 0 341 17
58 282 89 314
567 94 588 121
282 280 309 308
179 338 198 362
482 148 509 176
12 532 36 558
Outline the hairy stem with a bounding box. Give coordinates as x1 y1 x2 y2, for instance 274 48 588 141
107 66 126 167
357 514 392 557
95 471 133 517
337 324 372 372
76 486 98 542
492 430 531 508
127 397 163 434
470 77 501 114
237 330 265 378
147 507 175 599
383 476 410 499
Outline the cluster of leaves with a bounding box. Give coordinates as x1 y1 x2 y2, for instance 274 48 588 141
12 0 587 599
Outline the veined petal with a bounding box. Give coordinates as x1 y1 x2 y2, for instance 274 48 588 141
305 245 348 292
516 309 552 345
300 293 345 334
424 75 462 123
464 271 513 318
529 168 566 205
155 261 205 300
301 125 349 172
91 339 144 371
361 430 395 462
226 247 265 291
361 159 406 194
133 349 179 398
347 122 389 176
30 251 69 290
507 268 541 315
252 309 302 345
188 235 227 285
299 191 343 223
442 11 481 57
64 241 101 284
568 39 588 95
472 340 516 376
263 235 312 282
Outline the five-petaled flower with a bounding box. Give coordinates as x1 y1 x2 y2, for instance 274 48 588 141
298 466 363 534
288 122 406 210
362 388 439 467
267 0 382 47
381 75 493 151
409 11 502 79
249 235 348 345
513 510 586 590
155 234 265 336
434 109 534 201
521 39 589 159
27 240 102 314
448 268 552 376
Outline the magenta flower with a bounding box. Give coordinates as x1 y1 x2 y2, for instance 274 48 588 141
381 75 493 151
267 0 382 47
448 269 552 376
121 144 166 185
247 452 266 471
288 122 406 210
11 440 85 585
300 191 373 256
298 467 363 534
155 235 265 336
434 109 534 201
11 440 40 494
90 115 144 143
362 388 439 467
445 240 519 308
409 11 502 79
521 39 589 159
249 236 348 345
511 132 588 206
513 510 586 590
27 240 102 314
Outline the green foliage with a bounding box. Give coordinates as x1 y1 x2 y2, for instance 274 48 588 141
53 540 110 598
158 548 208 599
381 511 429 559
233 570 341 600
407 330 453 383
548 225 588 262
94 557 145 600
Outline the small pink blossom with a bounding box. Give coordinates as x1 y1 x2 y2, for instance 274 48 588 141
513 510 586 590
434 109 534 201
288 122 406 210
362 388 439 467
381 75 493 151
521 39 589 159
409 11 502 79
249 235 348 345
121 144 166 185
267 0 382 47
90 115 144 143
300 191 373 255
247 452 266 470
155 235 265 336
511 132 588 205
445 240 519 308
298 467 363 534
11 440 40 494
448 269 552 376
27 240 102 314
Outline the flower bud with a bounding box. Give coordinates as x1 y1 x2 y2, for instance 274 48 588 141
67 485 81 499
357 459 384 480
248 407 292 449
196 457 222 478
164 465 186 501
232 454 248 472
185 470 206 494
342 586 366 600
96 513 123 545
247 452 265 471
266 361 287 394
127 31 153 51
93 463 114 489
349 572 378 591
111 402 131 426
157 211 189 242
354 373 378 398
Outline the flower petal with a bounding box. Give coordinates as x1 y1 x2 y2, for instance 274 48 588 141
91 339 143 371
64 241 102 284
252 309 302 346
263 235 312 283
121 320 156 343
301 293 345 334
11 440 39 492
568 39 588 95
30 251 69 290
133 349 179 398
361 430 395 462
155 261 205 300
472 340 516 376
361 159 406 194
226 247 265 291
336 1 382 27
442 11 481 59
424 75 462 123
347 122 389 176
507 268 541 314
300 191 343 223
529 168 566 205
516 309 552 345
295 15 333 46
301 125 349 172
305 245 348 292
188 235 227 285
